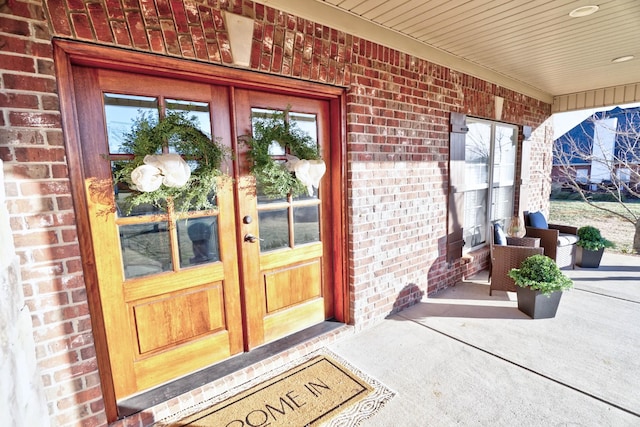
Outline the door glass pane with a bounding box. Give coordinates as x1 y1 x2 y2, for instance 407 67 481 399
112 161 166 217
120 222 172 279
289 112 318 151
258 209 289 251
166 99 211 134
252 108 286 155
104 94 158 154
177 217 220 267
293 206 320 245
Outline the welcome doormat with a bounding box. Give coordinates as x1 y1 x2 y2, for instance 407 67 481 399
158 350 395 427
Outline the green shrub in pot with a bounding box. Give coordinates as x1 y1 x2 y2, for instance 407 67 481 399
576 226 614 251
508 254 573 296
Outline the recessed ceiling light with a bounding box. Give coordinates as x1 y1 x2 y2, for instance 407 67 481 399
612 55 635 63
569 5 599 17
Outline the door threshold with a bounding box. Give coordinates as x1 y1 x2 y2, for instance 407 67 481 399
117 321 348 419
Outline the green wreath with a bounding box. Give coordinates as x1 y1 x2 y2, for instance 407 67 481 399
242 109 322 199
113 111 229 214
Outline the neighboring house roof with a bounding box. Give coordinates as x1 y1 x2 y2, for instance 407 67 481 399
553 106 640 165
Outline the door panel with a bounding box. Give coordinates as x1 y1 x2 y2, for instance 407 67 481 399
75 68 243 399
235 90 333 349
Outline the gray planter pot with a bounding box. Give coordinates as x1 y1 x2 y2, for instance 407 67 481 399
516 286 563 319
576 247 604 268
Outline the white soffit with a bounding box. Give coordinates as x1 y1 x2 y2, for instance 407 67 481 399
256 0 553 103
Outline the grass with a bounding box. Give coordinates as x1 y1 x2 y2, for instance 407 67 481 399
549 199 640 254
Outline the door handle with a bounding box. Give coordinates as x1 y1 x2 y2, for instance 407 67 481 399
244 233 260 243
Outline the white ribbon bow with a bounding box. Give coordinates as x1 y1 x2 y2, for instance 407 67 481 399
130 153 191 192
286 155 326 196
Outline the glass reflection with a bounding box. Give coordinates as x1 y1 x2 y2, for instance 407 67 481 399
120 222 172 279
177 217 220 267
166 99 212 138
258 209 289 251
251 108 286 155
104 94 158 154
293 206 320 245
289 112 318 151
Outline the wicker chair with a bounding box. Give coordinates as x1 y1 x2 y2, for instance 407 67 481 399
490 236 543 295
523 211 579 269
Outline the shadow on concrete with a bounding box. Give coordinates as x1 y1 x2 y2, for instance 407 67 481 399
390 280 529 320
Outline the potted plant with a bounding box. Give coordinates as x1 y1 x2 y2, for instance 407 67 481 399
575 226 614 268
508 254 573 319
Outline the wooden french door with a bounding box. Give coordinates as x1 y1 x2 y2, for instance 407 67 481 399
70 67 334 403
234 90 334 349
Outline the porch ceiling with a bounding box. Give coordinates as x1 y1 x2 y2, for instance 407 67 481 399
258 0 640 110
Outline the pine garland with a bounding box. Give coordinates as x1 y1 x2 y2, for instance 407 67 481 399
113 111 228 214
242 110 321 199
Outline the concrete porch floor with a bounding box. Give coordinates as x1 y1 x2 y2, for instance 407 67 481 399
328 252 640 426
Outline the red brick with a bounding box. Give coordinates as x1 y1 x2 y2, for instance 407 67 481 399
42 0 71 36
70 12 95 40
0 16 31 36
8 163 50 180
14 229 59 247
10 111 60 128
217 32 232 64
14 147 65 162
0 92 39 109
190 26 208 60
198 5 215 34
206 39 221 63
155 0 172 18
160 19 180 55
126 10 150 49
212 8 225 31
104 0 125 20
178 33 195 58
3 73 56 93
87 3 113 43
111 20 132 46
66 258 84 274
147 28 166 53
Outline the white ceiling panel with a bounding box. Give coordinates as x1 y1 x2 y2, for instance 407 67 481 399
258 0 640 106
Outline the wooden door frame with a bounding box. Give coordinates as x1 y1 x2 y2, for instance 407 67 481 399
53 39 348 421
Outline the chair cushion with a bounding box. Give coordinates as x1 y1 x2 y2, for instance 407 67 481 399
493 223 507 246
558 233 579 247
528 211 548 229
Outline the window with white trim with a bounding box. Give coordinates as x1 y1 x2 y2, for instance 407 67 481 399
462 118 518 250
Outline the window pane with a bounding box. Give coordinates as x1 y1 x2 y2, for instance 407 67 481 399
463 189 487 249
492 186 514 227
177 217 220 267
104 94 158 154
120 222 172 279
466 121 491 185
258 209 289 251
294 206 320 245
493 125 517 185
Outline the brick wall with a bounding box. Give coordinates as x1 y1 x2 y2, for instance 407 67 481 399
1 0 552 425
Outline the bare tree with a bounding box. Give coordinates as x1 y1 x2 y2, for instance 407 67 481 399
553 109 640 252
